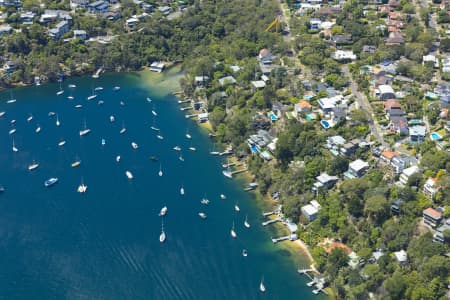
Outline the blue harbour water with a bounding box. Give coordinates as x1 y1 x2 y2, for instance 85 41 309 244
0 71 321 299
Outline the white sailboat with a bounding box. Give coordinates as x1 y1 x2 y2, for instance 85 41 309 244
159 220 166 243
120 121 126 134
87 89 97 100
185 129 191 139
126 170 133 179
230 221 237 238
156 131 164 140
0 111 5 117
198 212 207 219
71 155 81 168
101 138 105 146
180 185 185 195
58 140 66 147
244 214 250 228
234 202 240 212
27 114 33 122
77 177 88 193
9 128 16 135
56 83 64 95
56 114 60 127
110 115 115 123
242 249 248 257
7 91 16 103
79 120 91 136
159 206 168 216
158 164 163 177
116 155 121 162
35 124 41 133
12 139 18 152
131 142 138 149
220 194 227 200
259 277 266 293
150 118 159 131
28 160 39 171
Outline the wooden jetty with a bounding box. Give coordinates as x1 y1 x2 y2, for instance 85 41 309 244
262 217 281 226
231 168 247 175
262 211 275 217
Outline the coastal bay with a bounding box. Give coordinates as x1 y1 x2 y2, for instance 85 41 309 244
0 71 323 299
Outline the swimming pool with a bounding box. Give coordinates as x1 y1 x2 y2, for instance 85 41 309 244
306 113 315 121
268 113 278 121
430 132 443 141
321 120 330 129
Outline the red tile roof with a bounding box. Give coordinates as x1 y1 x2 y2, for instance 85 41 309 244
423 207 443 219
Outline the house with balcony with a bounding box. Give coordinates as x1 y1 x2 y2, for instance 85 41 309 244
346 159 369 178
399 165 420 185
423 177 440 199
423 207 443 228
88 0 109 13
49 21 70 39
409 125 426 143
313 173 339 192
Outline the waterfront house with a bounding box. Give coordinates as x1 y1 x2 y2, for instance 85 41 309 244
197 112 209 123
301 202 320 222
258 48 273 65
394 250 408 265
409 125 426 143
49 21 70 39
247 130 274 152
0 24 12 35
331 34 353 45
150 62 165 73
347 159 369 178
423 207 443 228
88 0 109 13
313 173 339 192
435 222 450 243
399 165 420 185
3 60 17 74
294 100 312 114
73 30 87 40
194 76 209 86
218 76 236 86
423 177 440 199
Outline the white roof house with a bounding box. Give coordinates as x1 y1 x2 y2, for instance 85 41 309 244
251 80 266 89
377 84 395 100
230 65 241 72
423 54 439 68
320 21 336 30
442 57 450 73
347 159 369 178
218 76 236 86
150 61 165 72
318 95 343 112
0 24 12 35
332 50 356 61
399 165 420 185
301 204 319 221
394 249 408 264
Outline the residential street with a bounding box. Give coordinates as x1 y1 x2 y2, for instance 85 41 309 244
342 66 387 147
